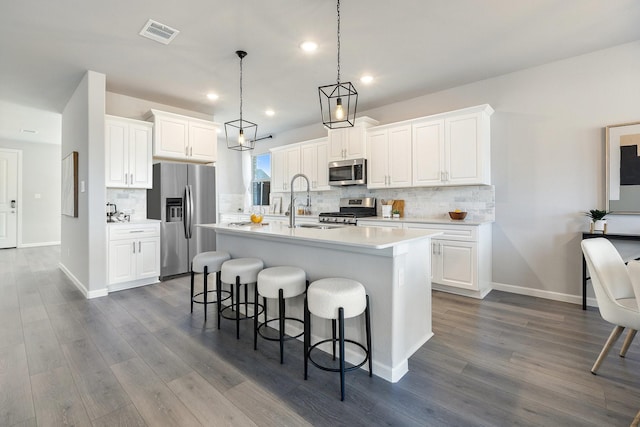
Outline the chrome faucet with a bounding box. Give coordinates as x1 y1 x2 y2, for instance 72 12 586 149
289 173 311 228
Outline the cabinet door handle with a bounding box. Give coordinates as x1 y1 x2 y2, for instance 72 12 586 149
130 173 133 184
190 146 193 156
185 146 189 156
132 242 136 254
138 241 141 252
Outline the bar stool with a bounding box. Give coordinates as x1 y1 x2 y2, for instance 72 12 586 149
220 258 264 339
254 266 307 364
190 251 231 325
304 277 372 401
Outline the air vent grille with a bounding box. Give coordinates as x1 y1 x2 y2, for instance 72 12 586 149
139 19 179 45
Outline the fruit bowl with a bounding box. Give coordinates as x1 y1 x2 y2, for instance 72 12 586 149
448 211 467 220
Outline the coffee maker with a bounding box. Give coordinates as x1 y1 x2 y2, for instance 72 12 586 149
106 203 117 222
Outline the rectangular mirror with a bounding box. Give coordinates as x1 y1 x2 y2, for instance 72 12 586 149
606 121 640 214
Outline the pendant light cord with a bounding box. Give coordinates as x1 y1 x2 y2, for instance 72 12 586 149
336 0 341 84
239 54 243 124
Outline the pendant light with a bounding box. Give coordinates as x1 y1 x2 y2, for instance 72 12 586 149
318 0 357 129
226 50 257 151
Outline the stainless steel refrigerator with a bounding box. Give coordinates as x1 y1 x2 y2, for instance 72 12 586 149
147 162 217 279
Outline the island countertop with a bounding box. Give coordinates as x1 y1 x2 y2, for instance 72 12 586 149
198 221 442 250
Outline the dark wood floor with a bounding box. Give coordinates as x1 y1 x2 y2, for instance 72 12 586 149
2 246 640 426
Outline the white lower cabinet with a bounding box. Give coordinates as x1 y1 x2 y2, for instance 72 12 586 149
108 223 160 292
359 219 492 299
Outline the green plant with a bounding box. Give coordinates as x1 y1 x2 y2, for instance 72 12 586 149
585 209 608 221
392 209 400 215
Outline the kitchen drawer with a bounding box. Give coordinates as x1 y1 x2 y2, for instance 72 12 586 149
403 223 477 241
109 224 160 241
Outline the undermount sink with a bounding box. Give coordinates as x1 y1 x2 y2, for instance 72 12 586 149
296 223 343 230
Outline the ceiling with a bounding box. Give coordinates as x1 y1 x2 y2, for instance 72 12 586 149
2 0 640 142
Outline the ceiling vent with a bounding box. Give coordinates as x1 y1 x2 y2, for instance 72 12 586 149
139 19 179 45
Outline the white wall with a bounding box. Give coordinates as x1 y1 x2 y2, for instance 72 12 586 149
0 140 61 245
252 41 640 303
60 70 107 298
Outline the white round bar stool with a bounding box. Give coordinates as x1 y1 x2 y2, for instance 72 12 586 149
220 258 264 339
254 266 308 364
304 277 372 401
190 251 231 325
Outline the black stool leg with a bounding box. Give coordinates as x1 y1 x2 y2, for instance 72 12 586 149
339 307 345 401
254 283 259 350
235 276 241 339
279 288 285 364
203 266 208 322
332 319 337 360
365 295 372 376
190 266 195 313
216 272 222 329
304 296 310 380
244 281 249 317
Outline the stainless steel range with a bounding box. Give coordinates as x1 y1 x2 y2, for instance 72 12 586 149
318 197 377 225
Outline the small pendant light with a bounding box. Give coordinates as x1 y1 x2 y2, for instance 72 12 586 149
318 0 358 129
226 50 257 151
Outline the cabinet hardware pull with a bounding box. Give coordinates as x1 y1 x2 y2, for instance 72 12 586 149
130 173 133 184
138 241 141 252
190 146 193 156
132 242 136 253
185 146 189 156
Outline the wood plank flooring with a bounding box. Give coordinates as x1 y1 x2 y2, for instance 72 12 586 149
2 245 640 426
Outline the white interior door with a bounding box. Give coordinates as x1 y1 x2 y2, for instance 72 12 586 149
0 150 18 248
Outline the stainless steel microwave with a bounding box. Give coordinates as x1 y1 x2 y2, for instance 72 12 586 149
329 158 367 186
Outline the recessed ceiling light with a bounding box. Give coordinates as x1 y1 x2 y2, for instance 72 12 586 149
265 109 275 117
300 41 318 52
207 93 219 101
360 75 374 84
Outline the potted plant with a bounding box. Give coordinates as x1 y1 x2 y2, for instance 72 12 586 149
585 209 608 233
392 209 401 219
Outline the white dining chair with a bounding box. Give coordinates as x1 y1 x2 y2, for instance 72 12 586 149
581 238 640 374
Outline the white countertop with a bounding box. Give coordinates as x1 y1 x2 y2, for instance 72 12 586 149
357 216 493 226
106 219 161 226
199 222 441 250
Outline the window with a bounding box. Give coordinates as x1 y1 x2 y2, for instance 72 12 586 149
252 153 271 206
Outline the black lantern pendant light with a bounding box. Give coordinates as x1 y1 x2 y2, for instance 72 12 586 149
226 50 257 151
318 0 357 129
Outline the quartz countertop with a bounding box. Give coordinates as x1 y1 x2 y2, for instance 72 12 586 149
106 219 161 226
198 222 441 250
357 216 493 226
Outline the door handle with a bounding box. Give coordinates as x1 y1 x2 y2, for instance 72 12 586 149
11 200 16 208
132 242 136 254
138 241 141 252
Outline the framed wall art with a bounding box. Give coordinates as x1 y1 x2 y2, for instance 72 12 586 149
62 151 78 217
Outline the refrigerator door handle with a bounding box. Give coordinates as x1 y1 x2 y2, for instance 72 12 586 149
187 184 194 238
183 185 190 239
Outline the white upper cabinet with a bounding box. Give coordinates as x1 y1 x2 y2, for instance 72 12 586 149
412 105 493 187
367 124 412 189
105 115 153 189
327 116 379 161
300 138 330 191
271 144 301 192
147 109 218 163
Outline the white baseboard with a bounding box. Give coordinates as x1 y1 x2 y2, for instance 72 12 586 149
491 281 597 307
19 241 61 248
58 263 108 299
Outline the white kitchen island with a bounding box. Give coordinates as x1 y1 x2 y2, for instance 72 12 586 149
198 221 440 383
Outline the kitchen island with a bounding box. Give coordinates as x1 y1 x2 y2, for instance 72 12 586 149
198 221 440 382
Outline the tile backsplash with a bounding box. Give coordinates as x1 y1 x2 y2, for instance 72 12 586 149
106 188 147 220
225 185 495 222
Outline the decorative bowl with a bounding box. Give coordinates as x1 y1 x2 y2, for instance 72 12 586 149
448 211 467 220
